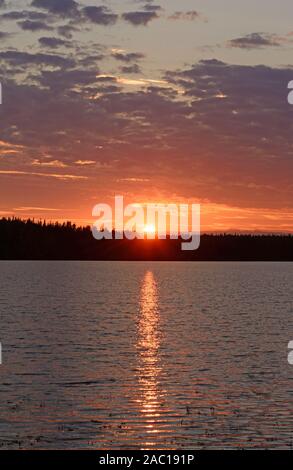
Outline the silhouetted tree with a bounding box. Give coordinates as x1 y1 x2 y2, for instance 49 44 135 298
0 217 292 261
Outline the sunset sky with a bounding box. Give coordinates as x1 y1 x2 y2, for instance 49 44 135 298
0 0 293 231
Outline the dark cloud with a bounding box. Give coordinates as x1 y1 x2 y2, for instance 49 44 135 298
169 11 200 21
0 31 9 39
0 50 74 68
57 24 78 39
227 33 281 49
79 53 105 67
0 10 48 21
122 11 158 26
0 0 5 7
39 68 100 91
31 0 79 18
82 6 118 25
164 59 293 207
39 36 70 48
18 20 53 31
112 52 145 63
120 64 141 74
143 4 162 12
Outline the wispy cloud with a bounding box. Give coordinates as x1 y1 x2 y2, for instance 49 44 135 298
168 11 202 21
0 170 88 180
31 159 68 168
116 77 168 86
13 206 60 211
117 178 150 182
74 160 96 165
227 32 283 49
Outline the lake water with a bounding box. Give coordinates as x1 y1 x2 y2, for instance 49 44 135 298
0 261 292 449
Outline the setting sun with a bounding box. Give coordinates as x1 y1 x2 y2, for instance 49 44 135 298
144 224 156 235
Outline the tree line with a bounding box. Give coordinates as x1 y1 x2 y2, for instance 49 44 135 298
0 217 292 261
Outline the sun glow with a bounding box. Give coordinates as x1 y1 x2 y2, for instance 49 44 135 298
144 224 156 235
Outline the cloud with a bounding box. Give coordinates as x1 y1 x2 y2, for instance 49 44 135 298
119 64 141 74
122 11 158 26
57 24 78 39
18 20 53 31
39 68 100 91
169 11 201 21
0 50 74 68
112 51 145 62
143 4 162 12
0 0 5 7
227 33 282 49
0 170 87 180
32 158 68 168
31 0 79 18
116 77 167 86
164 58 293 205
0 0 291 227
95 75 117 82
117 177 150 182
74 160 95 165
82 6 118 25
0 140 24 154
30 1 119 28
13 206 59 211
0 31 9 39
0 23 293 216
39 36 69 48
0 10 48 21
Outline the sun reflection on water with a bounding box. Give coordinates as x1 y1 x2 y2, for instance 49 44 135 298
136 270 166 448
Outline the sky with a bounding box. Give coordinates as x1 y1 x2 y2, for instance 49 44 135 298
0 0 293 232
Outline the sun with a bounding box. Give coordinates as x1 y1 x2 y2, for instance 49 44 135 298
144 224 156 235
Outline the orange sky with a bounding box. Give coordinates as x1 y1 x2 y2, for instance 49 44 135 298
0 0 293 232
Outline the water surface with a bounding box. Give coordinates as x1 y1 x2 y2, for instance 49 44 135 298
0 261 292 449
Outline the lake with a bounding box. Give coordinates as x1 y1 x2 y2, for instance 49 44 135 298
0 261 292 449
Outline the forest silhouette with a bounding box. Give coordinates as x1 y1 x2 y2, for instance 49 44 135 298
0 217 292 261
